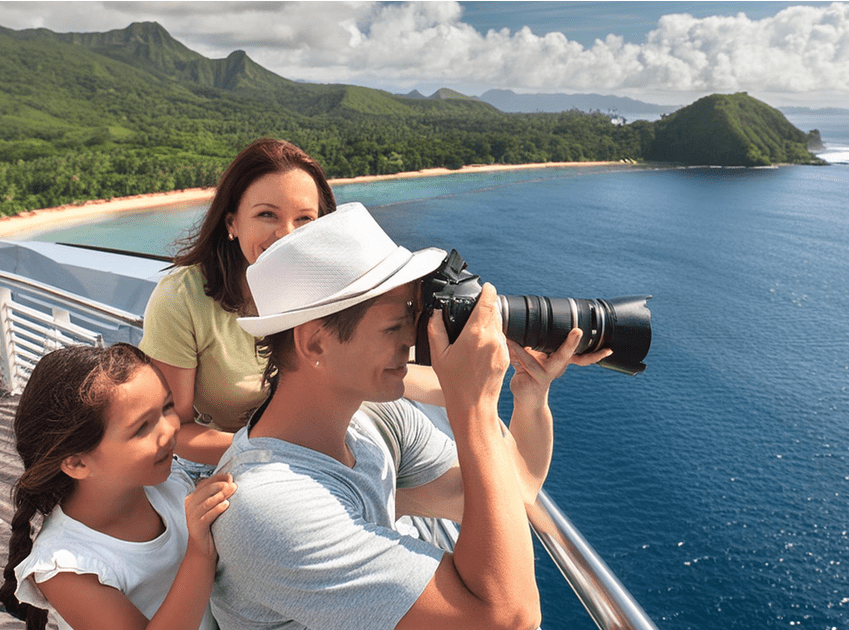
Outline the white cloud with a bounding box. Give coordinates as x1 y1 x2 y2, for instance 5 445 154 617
1 1 847 104
317 2 849 97
633 5 849 94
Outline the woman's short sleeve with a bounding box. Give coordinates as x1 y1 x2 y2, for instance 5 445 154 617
140 267 202 369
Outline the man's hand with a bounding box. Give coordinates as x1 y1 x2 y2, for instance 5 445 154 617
427 283 509 413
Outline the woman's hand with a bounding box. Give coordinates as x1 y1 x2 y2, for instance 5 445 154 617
507 328 613 404
504 329 613 504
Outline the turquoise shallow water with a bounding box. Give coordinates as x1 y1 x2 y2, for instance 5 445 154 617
21 161 849 629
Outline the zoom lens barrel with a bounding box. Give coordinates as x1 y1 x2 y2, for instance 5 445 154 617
498 294 652 375
412 249 652 375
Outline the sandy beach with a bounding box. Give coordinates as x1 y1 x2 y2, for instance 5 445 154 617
0 161 621 238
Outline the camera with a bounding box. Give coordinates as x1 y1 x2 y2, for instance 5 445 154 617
414 250 652 375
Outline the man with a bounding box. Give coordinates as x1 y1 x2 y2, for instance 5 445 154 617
210 202 608 630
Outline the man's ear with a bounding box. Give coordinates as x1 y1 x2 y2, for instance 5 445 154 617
60 455 90 480
293 321 328 367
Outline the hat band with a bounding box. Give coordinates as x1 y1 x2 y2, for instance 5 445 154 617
304 248 415 310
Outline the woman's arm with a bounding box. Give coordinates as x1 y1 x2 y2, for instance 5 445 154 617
504 329 612 504
403 363 445 407
151 359 234 465
397 329 612 521
36 474 236 630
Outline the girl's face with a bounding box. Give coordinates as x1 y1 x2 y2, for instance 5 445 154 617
82 365 180 489
226 169 321 266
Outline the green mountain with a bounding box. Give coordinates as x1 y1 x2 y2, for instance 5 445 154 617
0 22 498 118
430 88 479 101
23 21 211 81
646 93 823 166
0 22 825 216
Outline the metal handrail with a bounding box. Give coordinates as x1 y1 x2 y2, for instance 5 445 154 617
0 270 144 394
530 490 659 630
406 400 659 630
0 270 144 327
406 490 658 630
0 267 659 630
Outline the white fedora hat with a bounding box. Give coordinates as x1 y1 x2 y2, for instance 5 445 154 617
237 202 447 337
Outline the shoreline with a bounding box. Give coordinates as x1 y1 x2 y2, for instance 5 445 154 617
0 161 621 238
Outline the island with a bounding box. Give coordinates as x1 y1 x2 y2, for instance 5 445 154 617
0 22 826 217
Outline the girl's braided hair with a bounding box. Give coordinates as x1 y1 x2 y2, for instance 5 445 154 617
0 343 148 629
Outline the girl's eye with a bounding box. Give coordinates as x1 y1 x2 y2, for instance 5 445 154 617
163 401 176 415
296 215 316 224
134 422 150 437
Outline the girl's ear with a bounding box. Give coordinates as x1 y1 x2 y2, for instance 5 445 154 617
60 455 90 480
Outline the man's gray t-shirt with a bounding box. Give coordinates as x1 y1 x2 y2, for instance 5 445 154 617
210 399 457 630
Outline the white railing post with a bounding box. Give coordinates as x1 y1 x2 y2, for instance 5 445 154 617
0 272 140 395
50 307 71 353
0 287 17 394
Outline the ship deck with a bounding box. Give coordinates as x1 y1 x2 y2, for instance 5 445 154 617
0 394 57 629
1 395 26 629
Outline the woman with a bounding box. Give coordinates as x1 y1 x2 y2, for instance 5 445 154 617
140 139 442 465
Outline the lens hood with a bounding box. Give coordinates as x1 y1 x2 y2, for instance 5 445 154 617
596 295 652 375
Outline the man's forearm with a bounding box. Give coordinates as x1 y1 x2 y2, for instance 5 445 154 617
449 402 541 625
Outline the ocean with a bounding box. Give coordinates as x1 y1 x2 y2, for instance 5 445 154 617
17 134 849 629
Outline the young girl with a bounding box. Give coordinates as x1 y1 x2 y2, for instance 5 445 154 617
0 343 237 630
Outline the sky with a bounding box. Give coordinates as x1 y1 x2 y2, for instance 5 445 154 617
1 1 847 108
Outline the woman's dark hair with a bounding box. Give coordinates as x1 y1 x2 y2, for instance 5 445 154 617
174 138 337 313
0 344 150 630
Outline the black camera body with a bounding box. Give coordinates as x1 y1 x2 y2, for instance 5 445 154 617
414 250 652 376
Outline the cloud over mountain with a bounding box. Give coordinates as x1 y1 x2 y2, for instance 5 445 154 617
2 1 847 103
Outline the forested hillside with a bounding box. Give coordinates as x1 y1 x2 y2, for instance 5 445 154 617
646 93 822 166
0 22 822 216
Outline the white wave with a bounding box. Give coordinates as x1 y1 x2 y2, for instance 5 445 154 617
816 145 849 164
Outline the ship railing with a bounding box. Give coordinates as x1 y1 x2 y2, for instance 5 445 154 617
0 270 143 395
0 268 659 630
411 488 659 630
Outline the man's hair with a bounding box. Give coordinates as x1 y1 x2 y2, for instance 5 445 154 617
257 297 378 388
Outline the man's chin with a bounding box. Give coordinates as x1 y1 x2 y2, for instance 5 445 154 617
368 379 407 403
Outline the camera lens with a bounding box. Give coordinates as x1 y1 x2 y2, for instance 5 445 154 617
498 295 652 375
412 249 652 375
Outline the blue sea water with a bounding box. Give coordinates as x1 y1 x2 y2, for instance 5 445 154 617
17 158 849 629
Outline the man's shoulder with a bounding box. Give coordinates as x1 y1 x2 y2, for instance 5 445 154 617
211 431 367 550
216 427 277 479
357 398 419 426
215 428 341 491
